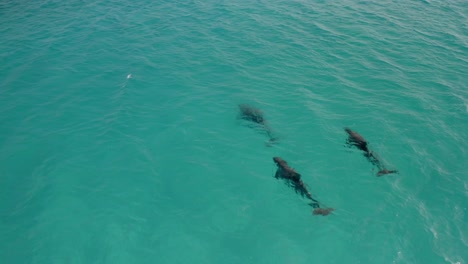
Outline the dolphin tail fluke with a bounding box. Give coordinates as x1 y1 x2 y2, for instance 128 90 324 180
312 208 335 216
308 197 335 216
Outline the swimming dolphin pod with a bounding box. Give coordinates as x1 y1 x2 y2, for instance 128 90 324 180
238 104 278 145
273 157 334 216
235 105 399 219
344 127 397 176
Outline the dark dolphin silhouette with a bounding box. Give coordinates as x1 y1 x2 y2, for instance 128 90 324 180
273 157 334 216
344 127 398 176
238 104 278 145
239 104 265 124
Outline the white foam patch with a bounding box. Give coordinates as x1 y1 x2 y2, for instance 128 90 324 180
430 226 438 239
443 255 461 264
127 74 132 79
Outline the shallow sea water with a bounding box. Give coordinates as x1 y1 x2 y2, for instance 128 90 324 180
1 0 467 263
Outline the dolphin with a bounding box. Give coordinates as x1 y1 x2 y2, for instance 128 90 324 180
238 104 278 145
344 127 397 176
239 104 265 125
273 157 334 216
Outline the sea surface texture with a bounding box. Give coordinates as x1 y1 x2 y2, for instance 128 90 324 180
1 0 467 263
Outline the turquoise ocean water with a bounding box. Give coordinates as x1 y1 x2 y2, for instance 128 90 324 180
1 0 467 263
